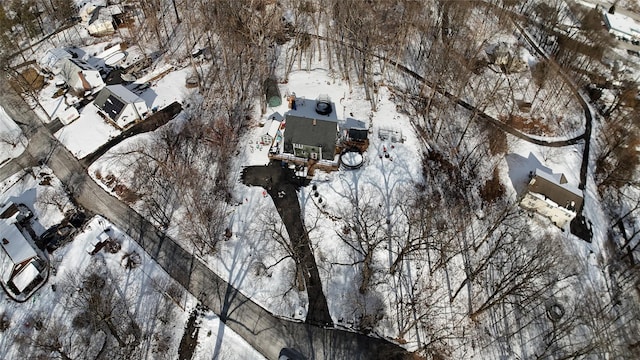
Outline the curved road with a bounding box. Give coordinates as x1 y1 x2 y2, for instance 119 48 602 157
0 92 407 360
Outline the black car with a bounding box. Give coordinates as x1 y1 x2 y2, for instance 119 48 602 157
279 348 306 360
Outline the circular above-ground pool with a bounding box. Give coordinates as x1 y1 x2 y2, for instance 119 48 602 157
341 151 364 169
105 51 126 66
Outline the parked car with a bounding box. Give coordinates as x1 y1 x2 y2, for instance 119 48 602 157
279 348 306 360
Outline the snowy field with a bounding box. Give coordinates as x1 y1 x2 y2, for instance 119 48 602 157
53 102 121 158
0 106 27 167
7 0 634 356
0 167 265 359
0 215 265 359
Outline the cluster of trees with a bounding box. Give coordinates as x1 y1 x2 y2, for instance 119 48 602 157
13 259 183 360
134 0 638 357
110 107 231 257
0 0 76 50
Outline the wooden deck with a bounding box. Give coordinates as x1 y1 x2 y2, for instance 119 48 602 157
268 153 339 178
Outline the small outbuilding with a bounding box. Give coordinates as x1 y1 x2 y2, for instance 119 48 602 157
264 78 282 108
261 119 283 146
94 84 148 129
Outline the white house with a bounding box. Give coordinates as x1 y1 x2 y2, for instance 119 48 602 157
0 203 47 297
603 11 640 41
94 84 148 129
59 58 105 94
38 48 72 75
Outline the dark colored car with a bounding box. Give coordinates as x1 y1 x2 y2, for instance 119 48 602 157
279 348 306 360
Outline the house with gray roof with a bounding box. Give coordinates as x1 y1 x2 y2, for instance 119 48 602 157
282 95 339 161
60 58 105 94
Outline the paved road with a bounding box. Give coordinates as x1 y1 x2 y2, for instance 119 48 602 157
508 12 593 191
0 91 407 360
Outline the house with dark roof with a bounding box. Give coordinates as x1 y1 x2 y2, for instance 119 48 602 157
282 95 339 161
519 168 583 228
0 203 47 300
60 58 105 94
94 84 148 129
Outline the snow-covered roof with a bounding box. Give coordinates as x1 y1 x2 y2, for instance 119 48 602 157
106 84 144 104
94 85 148 128
266 119 281 138
534 168 582 198
38 48 72 74
1 216 37 266
340 117 368 130
1 209 38 286
285 97 339 123
11 262 39 292
603 12 640 39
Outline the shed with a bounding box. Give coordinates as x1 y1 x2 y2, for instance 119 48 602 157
56 106 80 125
261 119 282 145
264 78 282 107
94 84 148 129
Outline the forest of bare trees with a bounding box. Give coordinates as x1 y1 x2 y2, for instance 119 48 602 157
1 0 639 359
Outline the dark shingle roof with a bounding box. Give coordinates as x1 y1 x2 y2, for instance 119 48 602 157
284 114 337 160
94 87 126 121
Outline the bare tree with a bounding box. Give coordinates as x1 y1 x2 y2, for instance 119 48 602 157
61 270 141 356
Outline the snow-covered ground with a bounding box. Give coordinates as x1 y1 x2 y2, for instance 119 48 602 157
0 166 72 234
8 1 634 356
0 167 265 359
0 215 265 359
87 56 597 341
191 308 266 360
33 36 196 159
53 102 120 158
0 106 27 167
